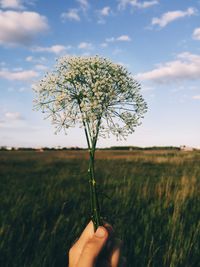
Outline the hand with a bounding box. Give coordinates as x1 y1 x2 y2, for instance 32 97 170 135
69 221 125 267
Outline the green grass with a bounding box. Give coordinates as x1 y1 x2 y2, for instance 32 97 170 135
0 150 200 267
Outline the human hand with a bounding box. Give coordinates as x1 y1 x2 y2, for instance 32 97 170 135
68 221 125 267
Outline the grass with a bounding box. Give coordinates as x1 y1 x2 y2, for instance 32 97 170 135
0 149 200 267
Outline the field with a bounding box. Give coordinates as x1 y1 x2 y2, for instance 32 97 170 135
0 149 200 267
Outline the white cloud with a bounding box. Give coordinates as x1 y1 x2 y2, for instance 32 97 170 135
193 27 200 40
118 0 159 10
61 9 80 21
152 7 196 28
0 0 35 9
99 6 111 16
25 56 46 63
6 86 31 93
13 67 23 71
0 10 48 46
0 0 23 9
34 64 48 71
0 69 38 81
18 87 27 92
26 56 33 62
136 52 200 83
140 0 158 8
78 42 93 49
192 95 200 100
96 6 111 23
32 45 71 54
77 0 89 11
106 35 131 42
117 35 131 41
105 37 115 43
5 112 23 120
61 1 89 22
0 111 27 130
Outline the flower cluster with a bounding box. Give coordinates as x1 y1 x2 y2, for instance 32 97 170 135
33 55 148 229
33 55 147 141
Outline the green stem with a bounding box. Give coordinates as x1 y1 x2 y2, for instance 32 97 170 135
78 98 102 230
89 146 102 230
77 101 96 228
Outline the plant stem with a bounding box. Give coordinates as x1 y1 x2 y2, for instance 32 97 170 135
88 146 102 230
78 98 102 230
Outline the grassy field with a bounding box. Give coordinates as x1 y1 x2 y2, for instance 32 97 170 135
0 149 200 267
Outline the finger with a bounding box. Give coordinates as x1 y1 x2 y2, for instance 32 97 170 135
110 239 122 267
77 226 108 267
69 221 95 267
103 222 114 237
111 247 120 267
102 223 115 253
73 221 94 252
75 221 113 252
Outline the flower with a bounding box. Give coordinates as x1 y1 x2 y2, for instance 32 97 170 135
33 55 147 140
33 55 148 229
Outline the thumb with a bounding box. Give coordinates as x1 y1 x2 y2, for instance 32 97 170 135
77 226 108 267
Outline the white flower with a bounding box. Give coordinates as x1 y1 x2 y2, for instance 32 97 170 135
33 55 147 141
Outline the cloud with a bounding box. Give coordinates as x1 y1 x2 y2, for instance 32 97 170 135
192 95 200 100
106 35 131 42
0 0 35 9
78 42 93 49
26 56 34 62
0 69 39 81
77 0 89 11
0 0 23 9
6 86 31 93
61 9 80 21
105 37 115 42
5 112 24 120
136 52 200 83
25 57 48 74
25 56 46 63
0 10 48 46
96 6 111 23
193 27 200 40
32 45 71 54
152 7 196 28
139 0 158 8
118 0 159 10
34 64 48 71
0 111 27 130
117 35 131 41
18 87 27 92
99 6 111 16
61 1 89 22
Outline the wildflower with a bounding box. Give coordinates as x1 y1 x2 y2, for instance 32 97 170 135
33 55 147 229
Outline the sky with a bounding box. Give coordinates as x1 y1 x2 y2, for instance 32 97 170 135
0 0 200 148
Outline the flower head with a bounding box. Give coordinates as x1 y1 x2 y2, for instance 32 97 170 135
33 55 147 141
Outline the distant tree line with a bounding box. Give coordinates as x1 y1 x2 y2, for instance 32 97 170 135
99 146 180 150
0 146 181 151
0 146 85 151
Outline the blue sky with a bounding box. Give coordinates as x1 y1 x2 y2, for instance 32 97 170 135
0 0 200 148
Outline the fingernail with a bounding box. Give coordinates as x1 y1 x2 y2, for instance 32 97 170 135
95 227 106 238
